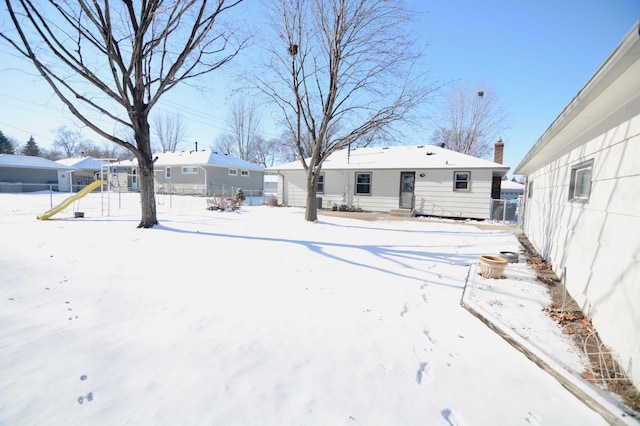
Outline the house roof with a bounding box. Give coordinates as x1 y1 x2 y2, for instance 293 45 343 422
153 150 264 171
0 154 73 171
501 179 525 191
268 145 510 175
56 156 110 171
515 21 640 175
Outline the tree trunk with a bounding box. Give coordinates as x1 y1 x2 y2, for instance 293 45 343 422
133 110 159 228
137 157 158 228
304 170 319 222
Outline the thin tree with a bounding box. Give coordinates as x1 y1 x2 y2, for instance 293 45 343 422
225 96 262 161
152 113 187 153
53 125 88 158
430 82 509 158
1 1 247 227
258 0 435 221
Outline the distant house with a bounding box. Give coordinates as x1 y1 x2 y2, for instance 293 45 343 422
515 22 640 388
0 154 72 192
152 150 265 196
500 179 524 200
56 156 109 191
267 144 509 219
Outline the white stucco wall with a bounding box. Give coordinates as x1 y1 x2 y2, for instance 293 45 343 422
521 107 640 387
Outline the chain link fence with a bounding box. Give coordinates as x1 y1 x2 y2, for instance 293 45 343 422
490 197 522 227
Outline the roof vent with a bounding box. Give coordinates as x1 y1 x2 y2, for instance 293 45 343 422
382 146 389 150
426 151 434 155
417 145 424 148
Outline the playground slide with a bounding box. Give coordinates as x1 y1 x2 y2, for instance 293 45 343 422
37 180 107 220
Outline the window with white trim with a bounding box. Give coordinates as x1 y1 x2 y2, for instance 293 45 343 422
228 168 238 176
569 160 593 202
317 173 325 194
182 166 198 174
355 172 371 195
165 167 171 179
453 171 470 191
241 170 250 177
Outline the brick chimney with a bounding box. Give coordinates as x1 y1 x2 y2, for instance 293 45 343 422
491 137 504 200
493 137 504 164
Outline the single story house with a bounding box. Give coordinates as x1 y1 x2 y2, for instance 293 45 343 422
500 179 524 200
152 149 265 196
0 154 73 192
267 144 510 219
55 156 110 192
514 22 640 388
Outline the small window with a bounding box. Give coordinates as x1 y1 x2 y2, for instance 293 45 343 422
453 171 470 191
165 167 172 179
241 170 250 177
527 180 533 198
182 166 199 174
355 172 371 195
317 173 325 193
228 168 238 176
569 160 593 202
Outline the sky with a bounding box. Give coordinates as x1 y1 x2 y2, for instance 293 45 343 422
0 1 639 176
0 191 630 424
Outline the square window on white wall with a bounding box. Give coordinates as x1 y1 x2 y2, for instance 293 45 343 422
241 170 249 177
569 159 593 202
228 168 238 176
453 171 470 191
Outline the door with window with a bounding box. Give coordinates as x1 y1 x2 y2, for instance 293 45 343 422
399 172 415 209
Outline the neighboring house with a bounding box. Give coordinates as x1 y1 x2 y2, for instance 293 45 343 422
152 149 265 196
267 144 509 219
514 22 640 388
108 159 139 192
56 156 110 191
500 179 524 200
0 154 73 192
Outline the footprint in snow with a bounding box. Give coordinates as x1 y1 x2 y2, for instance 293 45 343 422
441 408 460 426
525 411 541 425
400 303 409 317
77 375 94 405
416 361 430 384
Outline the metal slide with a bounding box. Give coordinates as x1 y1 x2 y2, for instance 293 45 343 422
37 180 107 220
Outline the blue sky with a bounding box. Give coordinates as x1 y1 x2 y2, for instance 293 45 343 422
1 1 638 176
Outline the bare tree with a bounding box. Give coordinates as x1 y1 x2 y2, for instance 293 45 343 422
430 82 510 158
152 113 188 153
53 125 88 157
212 133 236 155
1 1 246 227
226 96 262 161
258 0 436 221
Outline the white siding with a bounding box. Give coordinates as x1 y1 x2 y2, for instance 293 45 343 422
522 107 640 386
280 168 494 218
414 169 493 219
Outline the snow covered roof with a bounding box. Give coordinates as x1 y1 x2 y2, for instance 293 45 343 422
0 154 73 170
56 156 111 171
269 145 510 173
153 150 264 171
501 179 525 191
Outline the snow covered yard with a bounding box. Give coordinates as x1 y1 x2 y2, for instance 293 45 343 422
0 192 615 425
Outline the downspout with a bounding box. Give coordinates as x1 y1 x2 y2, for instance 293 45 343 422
277 171 286 205
199 165 208 196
